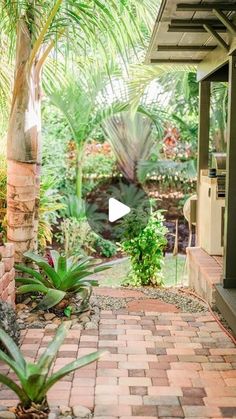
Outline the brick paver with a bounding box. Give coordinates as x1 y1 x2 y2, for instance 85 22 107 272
0 309 236 418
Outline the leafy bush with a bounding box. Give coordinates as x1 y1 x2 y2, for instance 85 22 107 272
0 300 20 352
94 236 117 258
121 210 168 286
62 195 106 234
57 218 96 257
83 152 117 178
42 102 71 193
16 250 109 311
38 176 65 249
0 323 104 418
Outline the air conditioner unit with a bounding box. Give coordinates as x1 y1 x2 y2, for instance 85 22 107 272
198 154 226 256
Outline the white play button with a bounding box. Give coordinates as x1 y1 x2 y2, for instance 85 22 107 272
108 198 131 223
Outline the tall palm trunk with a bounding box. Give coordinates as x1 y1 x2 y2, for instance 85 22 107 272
76 146 83 200
7 18 42 263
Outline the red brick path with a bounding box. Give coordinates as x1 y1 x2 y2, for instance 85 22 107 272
0 310 236 418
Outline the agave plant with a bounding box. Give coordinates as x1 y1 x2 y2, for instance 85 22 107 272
0 323 104 418
15 250 109 311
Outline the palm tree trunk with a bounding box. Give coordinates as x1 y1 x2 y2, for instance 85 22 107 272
7 18 42 263
76 146 83 200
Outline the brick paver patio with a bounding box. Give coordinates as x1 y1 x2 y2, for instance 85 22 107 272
1 308 236 418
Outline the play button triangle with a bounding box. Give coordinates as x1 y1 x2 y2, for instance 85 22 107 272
108 198 131 223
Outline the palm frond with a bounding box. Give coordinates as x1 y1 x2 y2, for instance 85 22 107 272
128 64 196 111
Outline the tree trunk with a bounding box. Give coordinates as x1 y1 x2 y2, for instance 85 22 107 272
76 146 83 200
7 18 42 263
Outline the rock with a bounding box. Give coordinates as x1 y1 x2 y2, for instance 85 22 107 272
30 321 45 329
60 406 71 415
92 306 100 315
53 318 62 325
85 321 97 329
23 298 31 305
91 315 99 323
71 323 83 330
79 315 90 324
72 405 92 418
26 314 39 324
0 300 20 351
16 303 27 311
0 412 16 418
48 413 58 419
44 313 56 321
45 323 58 330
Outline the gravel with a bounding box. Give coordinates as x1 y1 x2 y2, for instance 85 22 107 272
140 286 208 312
91 286 207 313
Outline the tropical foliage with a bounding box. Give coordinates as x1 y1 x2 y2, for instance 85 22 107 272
46 65 127 199
16 250 109 311
0 323 104 418
121 209 168 286
103 112 159 183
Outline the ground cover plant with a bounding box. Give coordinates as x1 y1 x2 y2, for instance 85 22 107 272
0 323 104 418
16 251 109 312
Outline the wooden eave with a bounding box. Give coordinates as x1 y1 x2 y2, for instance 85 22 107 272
146 0 236 81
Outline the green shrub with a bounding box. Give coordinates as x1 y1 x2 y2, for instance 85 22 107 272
94 236 117 258
121 210 168 286
38 175 65 250
16 250 109 311
62 195 106 234
0 323 104 418
57 218 96 257
83 153 116 178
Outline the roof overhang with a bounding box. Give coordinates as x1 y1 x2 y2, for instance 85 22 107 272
146 1 236 81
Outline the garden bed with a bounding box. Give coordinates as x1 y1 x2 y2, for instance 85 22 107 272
86 179 195 254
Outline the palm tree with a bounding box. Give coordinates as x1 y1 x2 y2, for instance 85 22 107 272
0 0 156 262
47 62 129 199
103 111 162 183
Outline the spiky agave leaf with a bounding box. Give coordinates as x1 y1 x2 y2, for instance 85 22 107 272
0 324 106 407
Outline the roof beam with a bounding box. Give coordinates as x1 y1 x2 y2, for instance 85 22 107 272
203 24 229 51
157 45 215 52
213 9 236 35
150 59 201 64
177 3 236 12
168 24 226 33
171 19 227 26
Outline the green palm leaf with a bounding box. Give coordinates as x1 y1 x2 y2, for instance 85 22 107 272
0 373 28 404
0 328 25 369
36 289 66 310
44 350 105 393
17 284 48 295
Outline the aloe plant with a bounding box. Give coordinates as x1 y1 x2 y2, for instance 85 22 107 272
0 323 104 418
15 250 109 311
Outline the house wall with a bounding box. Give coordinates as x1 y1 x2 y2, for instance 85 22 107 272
0 243 15 307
